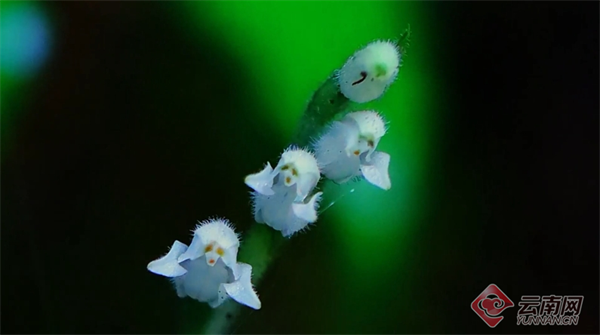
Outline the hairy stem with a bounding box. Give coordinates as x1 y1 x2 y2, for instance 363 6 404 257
292 73 351 148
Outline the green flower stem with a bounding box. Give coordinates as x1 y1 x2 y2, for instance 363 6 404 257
292 73 351 148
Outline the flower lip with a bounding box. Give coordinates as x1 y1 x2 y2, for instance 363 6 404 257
205 248 223 267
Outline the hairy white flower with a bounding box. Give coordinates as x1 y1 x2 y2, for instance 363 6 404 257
178 218 240 274
338 40 400 103
147 219 261 310
245 146 323 237
314 110 391 190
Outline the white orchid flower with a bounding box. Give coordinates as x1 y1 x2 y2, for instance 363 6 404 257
245 146 323 237
147 219 261 310
314 110 391 190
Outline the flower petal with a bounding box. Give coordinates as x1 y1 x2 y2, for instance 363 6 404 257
314 121 362 183
177 231 204 263
172 277 187 298
223 263 261 310
179 219 240 266
345 111 387 140
360 151 391 190
279 146 320 177
253 183 321 238
176 257 233 304
252 192 266 224
222 246 240 279
295 172 319 202
245 163 275 195
209 283 229 308
147 240 188 277
292 191 323 223
197 219 240 250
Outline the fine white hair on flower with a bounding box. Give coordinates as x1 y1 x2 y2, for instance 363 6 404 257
177 218 240 276
245 146 323 237
338 40 401 103
245 146 321 202
147 219 261 310
314 110 391 190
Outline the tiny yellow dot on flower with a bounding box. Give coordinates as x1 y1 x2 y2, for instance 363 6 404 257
216 247 224 256
204 244 213 252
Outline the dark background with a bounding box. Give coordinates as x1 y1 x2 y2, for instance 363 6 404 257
2 2 598 334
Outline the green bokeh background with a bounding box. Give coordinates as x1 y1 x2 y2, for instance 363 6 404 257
4 1 598 334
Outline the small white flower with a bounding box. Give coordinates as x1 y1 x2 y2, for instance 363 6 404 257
314 111 391 190
338 40 400 103
147 219 261 310
245 146 323 237
177 218 240 274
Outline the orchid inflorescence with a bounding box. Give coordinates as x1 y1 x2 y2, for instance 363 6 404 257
147 37 406 313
